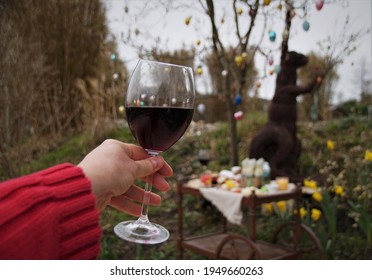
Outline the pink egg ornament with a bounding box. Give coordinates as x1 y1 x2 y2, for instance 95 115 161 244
234 111 244 121
268 56 274 66
315 0 324 11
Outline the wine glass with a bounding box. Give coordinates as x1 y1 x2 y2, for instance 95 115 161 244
198 148 212 171
114 59 195 244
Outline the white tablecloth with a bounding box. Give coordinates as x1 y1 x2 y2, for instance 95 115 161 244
186 179 243 225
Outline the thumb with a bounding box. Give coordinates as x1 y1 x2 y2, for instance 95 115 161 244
133 156 164 179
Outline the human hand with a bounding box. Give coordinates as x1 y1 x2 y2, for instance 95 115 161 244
78 139 173 214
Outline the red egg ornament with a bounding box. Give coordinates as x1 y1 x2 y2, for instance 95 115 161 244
315 0 324 11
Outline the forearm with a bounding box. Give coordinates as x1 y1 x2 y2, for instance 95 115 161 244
0 164 101 260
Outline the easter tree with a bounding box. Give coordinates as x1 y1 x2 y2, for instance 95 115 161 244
200 0 367 169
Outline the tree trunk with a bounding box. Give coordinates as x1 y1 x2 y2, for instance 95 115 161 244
226 96 238 166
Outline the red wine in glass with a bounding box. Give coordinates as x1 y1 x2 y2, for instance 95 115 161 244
198 149 212 169
199 158 210 166
126 106 194 154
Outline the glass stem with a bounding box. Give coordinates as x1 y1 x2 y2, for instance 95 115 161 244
138 153 157 224
139 177 152 223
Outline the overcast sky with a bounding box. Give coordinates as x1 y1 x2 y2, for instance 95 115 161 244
105 0 372 104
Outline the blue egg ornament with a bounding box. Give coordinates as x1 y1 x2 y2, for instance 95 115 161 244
234 95 242 106
269 31 276 42
303 20 310 31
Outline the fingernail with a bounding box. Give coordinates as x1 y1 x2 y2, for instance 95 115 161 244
150 158 159 169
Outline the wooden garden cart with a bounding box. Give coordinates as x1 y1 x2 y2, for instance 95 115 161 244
176 179 324 260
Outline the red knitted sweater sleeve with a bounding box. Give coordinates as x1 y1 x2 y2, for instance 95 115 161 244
0 163 102 260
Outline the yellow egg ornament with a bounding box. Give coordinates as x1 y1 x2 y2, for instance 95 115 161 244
196 39 201 46
264 0 271 6
184 16 191 25
197 66 203 75
235 55 243 67
237 7 243 15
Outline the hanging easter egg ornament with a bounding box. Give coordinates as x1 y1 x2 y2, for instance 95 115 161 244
263 0 271 6
303 20 310 31
113 73 119 80
255 81 262 88
184 16 191 25
274 65 281 74
118 105 124 114
268 69 274 75
268 56 274 66
237 7 243 15
111 54 116 61
221 70 228 78
315 0 324 11
197 65 203 75
235 55 244 68
277 3 282 10
269 31 276 42
197 103 206 114
234 111 244 121
234 95 242 106
196 39 201 46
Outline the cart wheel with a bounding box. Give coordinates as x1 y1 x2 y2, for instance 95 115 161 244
216 233 263 259
271 221 324 259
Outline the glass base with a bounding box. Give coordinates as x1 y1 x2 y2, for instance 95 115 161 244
114 219 169 245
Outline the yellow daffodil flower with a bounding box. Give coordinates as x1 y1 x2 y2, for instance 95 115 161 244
304 179 317 190
300 207 307 219
294 207 306 218
312 191 323 202
263 203 273 213
334 185 345 196
277 201 286 212
364 150 372 161
311 209 321 221
327 140 335 151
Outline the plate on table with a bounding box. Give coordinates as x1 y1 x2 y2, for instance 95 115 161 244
265 182 296 194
